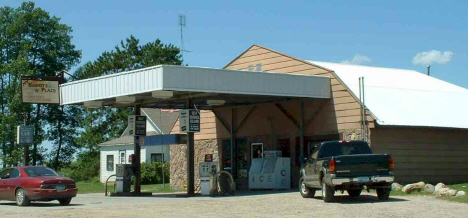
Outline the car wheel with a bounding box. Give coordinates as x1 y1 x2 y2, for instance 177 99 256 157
347 189 362 197
321 180 334 203
376 187 390 200
299 177 315 198
16 188 30 206
59 198 72 206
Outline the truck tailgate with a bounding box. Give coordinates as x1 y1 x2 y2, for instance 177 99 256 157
334 154 391 177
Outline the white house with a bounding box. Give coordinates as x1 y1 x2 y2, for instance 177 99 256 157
99 108 179 183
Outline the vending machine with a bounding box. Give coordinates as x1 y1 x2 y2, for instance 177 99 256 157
248 157 290 190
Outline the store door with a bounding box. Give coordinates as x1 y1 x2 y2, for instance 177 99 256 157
222 138 248 178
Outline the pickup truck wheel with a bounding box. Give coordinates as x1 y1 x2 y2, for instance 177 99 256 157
347 189 362 197
321 181 334 203
299 177 315 198
377 187 390 200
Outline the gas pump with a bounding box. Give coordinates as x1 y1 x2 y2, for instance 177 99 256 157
199 154 217 195
115 154 136 193
116 164 134 193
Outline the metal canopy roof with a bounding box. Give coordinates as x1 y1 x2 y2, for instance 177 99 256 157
60 65 331 109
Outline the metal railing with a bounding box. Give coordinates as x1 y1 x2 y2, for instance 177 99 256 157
105 174 116 196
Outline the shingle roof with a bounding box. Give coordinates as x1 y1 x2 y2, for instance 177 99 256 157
308 61 468 129
100 108 179 146
141 108 179 134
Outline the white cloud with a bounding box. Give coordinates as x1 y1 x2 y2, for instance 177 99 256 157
412 50 453 65
341 54 371 65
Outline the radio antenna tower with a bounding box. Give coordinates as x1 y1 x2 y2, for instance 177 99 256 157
179 14 186 61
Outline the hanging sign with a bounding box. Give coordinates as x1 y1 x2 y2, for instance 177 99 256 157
179 109 200 133
128 115 147 136
17 125 34 145
21 79 60 104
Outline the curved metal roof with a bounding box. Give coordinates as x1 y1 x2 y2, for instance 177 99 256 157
309 61 468 129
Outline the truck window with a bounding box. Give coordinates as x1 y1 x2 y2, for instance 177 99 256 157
319 142 372 158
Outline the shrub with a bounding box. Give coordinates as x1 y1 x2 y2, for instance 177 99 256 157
140 162 170 185
60 152 100 181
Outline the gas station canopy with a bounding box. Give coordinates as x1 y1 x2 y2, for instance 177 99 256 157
59 65 331 196
60 65 331 108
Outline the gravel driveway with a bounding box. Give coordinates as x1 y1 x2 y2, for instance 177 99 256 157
1 191 467 218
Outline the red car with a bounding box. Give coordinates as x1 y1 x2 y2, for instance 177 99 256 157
0 166 77 206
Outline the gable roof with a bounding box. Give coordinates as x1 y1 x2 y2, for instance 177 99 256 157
308 61 468 129
120 108 179 137
101 108 179 146
141 108 179 134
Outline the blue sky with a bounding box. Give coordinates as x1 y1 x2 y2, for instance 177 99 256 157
2 0 468 152
3 0 468 88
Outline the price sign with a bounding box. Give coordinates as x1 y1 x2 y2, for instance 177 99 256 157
17 125 34 145
128 115 147 136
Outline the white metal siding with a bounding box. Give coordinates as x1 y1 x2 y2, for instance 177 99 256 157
162 66 331 98
61 65 331 105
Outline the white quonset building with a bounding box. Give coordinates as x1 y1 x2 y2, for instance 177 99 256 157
99 108 178 183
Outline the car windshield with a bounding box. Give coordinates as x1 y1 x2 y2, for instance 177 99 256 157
319 142 372 158
24 167 59 177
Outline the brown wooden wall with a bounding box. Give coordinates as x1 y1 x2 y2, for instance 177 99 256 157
172 44 373 140
224 45 374 134
171 110 229 140
371 127 468 184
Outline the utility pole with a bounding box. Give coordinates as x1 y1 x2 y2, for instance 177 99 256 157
427 65 431 76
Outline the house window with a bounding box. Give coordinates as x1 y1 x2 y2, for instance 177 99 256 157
256 63 262 72
151 153 164 163
107 155 114 171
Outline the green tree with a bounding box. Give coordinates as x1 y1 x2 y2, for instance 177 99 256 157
69 35 182 178
0 2 80 167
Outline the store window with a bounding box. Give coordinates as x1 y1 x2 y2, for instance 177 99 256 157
151 153 164 162
107 155 114 171
251 143 263 160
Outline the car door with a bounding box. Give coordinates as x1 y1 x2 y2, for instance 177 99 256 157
3 168 21 200
0 168 13 200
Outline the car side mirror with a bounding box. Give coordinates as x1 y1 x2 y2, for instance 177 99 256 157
300 156 308 165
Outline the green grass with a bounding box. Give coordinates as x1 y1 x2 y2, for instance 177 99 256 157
76 180 175 194
387 183 468 204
